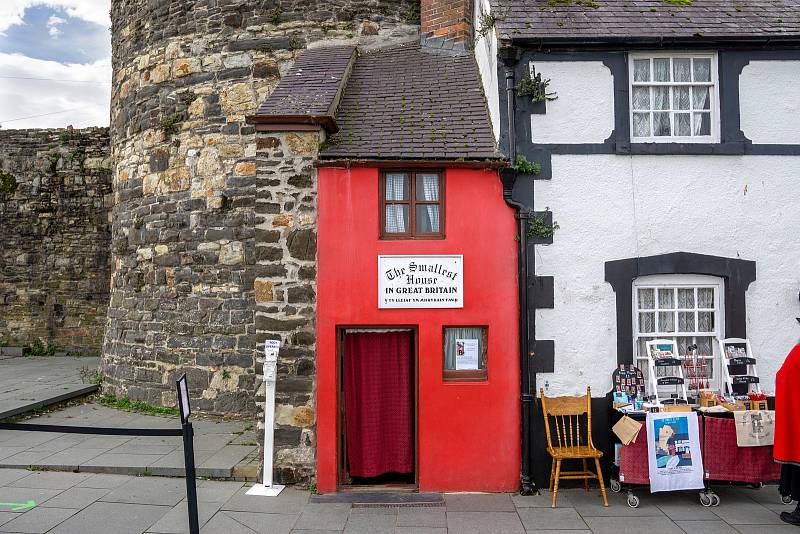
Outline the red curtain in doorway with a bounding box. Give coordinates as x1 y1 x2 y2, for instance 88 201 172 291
344 331 413 478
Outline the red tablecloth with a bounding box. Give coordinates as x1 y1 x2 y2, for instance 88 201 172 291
619 433 650 485
702 415 781 483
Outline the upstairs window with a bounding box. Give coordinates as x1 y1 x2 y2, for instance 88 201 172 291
629 53 719 143
380 171 444 239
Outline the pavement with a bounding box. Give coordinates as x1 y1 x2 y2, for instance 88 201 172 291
0 357 100 420
0 469 795 534
0 404 259 479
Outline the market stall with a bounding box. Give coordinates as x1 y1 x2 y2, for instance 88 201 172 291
608 338 780 508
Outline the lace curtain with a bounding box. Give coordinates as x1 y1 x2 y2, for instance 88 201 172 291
415 174 439 233
385 173 408 233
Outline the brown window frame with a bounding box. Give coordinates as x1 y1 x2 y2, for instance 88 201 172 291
379 170 445 240
442 325 488 382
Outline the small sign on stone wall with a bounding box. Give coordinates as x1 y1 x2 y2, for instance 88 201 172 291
378 255 463 309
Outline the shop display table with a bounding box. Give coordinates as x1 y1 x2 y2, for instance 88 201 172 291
610 409 779 508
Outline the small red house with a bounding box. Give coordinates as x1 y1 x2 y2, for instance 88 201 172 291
251 43 520 493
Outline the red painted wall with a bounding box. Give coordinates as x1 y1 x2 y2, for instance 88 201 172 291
316 166 520 493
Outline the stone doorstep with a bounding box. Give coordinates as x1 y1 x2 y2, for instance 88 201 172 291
0 347 25 357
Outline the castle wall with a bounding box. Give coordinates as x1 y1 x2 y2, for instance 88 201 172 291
0 127 112 354
106 0 418 483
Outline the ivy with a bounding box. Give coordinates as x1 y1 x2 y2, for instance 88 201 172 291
160 113 182 136
527 208 560 239
513 155 541 175
0 171 17 194
517 69 558 103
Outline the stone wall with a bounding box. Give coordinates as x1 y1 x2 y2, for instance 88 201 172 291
105 0 418 483
0 127 112 354
254 130 320 485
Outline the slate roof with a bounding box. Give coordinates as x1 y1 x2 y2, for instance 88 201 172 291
491 0 800 42
253 45 356 126
319 45 500 160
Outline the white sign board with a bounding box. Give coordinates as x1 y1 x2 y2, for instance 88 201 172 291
378 255 463 309
646 412 704 492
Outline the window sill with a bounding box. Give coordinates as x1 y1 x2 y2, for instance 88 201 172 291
617 141 746 156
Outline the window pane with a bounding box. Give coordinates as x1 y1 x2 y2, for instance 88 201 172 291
677 288 695 308
693 112 711 136
692 86 710 110
675 113 691 136
385 173 409 200
697 288 714 308
696 337 713 358
673 86 690 110
653 87 669 110
659 311 675 333
653 112 671 136
385 205 408 233
693 58 711 82
639 312 655 333
632 87 650 110
653 58 670 81
698 311 715 332
632 113 650 137
658 288 674 309
638 288 655 309
673 58 691 82
444 327 486 371
633 59 650 82
678 311 695 332
415 173 439 201
415 205 440 233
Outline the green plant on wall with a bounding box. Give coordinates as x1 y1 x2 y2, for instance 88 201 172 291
160 113 182 136
513 155 541 175
0 171 17 194
527 208 560 239
517 68 558 103
27 339 57 357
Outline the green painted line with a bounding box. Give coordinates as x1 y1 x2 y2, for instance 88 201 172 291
0 500 36 511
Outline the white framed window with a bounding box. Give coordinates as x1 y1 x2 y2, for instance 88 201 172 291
633 274 725 393
629 52 720 143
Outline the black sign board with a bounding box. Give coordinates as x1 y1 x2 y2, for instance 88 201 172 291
732 375 760 385
612 364 645 396
657 376 685 386
176 374 191 425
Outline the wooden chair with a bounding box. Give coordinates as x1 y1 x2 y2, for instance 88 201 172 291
540 386 608 508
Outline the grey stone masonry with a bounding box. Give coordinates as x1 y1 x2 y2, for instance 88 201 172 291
104 0 419 483
0 127 112 354
254 131 320 486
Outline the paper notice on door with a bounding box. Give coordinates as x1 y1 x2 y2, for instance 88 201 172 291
455 339 480 370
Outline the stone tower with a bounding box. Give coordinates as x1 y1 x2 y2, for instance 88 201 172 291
104 0 418 436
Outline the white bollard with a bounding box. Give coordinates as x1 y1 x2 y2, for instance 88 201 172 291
246 340 285 497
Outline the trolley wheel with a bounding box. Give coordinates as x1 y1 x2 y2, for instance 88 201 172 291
782 495 794 505
627 493 640 508
700 492 713 507
710 494 720 507
610 479 621 493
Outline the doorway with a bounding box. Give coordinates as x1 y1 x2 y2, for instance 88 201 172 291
338 328 416 489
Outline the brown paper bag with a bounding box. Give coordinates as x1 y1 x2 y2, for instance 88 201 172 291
612 415 643 446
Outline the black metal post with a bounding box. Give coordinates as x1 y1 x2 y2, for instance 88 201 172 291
182 421 200 534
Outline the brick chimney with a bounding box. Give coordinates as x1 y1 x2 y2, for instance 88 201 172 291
420 0 473 51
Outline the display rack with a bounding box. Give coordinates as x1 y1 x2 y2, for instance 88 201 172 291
645 339 688 404
718 338 761 396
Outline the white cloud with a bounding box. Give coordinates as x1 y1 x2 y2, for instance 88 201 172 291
0 1 110 34
0 52 110 129
47 15 66 37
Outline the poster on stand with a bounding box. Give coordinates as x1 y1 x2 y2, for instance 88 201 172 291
646 412 704 492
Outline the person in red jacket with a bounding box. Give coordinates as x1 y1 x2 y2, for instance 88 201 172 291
776 342 800 526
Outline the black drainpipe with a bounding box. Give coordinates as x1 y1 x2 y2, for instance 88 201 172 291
499 48 537 496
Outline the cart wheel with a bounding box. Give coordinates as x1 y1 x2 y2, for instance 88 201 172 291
710 494 720 507
782 495 794 505
700 493 713 507
610 479 621 493
627 493 640 508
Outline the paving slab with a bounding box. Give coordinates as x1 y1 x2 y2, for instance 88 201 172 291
517 506 589 530
10 472 93 490
147 501 221 533
0 357 100 420
583 516 685 534
343 511 396 533
710 501 784 525
0 403 253 479
197 511 257 534
221 486 310 514
444 493 516 512
0 506 78 533
38 487 110 509
99 477 186 507
673 520 740 534
48 501 170 534
226 511 300 534
294 504 351 531
447 511 525 534
395 508 446 528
